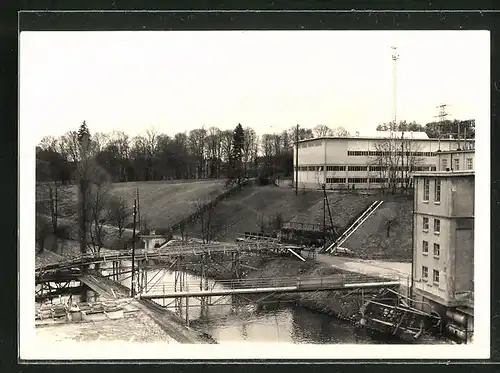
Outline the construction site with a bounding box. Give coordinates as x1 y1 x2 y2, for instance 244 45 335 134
34 177 452 346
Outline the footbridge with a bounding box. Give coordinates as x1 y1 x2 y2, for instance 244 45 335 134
139 273 402 300
36 240 294 274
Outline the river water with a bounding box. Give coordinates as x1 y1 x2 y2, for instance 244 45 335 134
104 264 402 344
36 263 401 344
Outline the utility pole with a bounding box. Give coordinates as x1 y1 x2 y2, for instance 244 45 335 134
322 184 326 252
131 199 137 297
136 188 141 233
295 124 299 196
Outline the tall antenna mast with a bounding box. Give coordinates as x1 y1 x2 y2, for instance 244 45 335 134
434 103 449 151
391 46 400 131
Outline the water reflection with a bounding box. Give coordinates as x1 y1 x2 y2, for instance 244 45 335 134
38 263 406 344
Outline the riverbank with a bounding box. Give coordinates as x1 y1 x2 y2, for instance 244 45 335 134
171 253 375 322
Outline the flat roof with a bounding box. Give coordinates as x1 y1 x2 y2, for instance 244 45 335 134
413 170 475 177
297 136 475 143
435 149 475 154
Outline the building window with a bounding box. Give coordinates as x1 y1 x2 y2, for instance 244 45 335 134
430 166 437 171
423 217 429 232
434 219 440 234
433 243 440 257
348 166 367 171
307 166 316 171
466 158 473 170
433 269 440 284
326 177 346 183
434 179 441 203
422 241 429 255
347 178 368 183
370 178 387 183
453 158 460 171
422 266 428 281
369 166 384 172
326 165 346 171
423 179 430 201
441 158 448 170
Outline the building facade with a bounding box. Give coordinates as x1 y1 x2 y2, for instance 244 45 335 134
436 149 475 172
412 159 474 342
293 132 474 190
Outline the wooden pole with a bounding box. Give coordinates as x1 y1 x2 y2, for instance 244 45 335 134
131 199 137 297
295 124 299 196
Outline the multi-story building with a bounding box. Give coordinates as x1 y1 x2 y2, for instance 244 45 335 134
293 131 474 190
412 149 474 343
436 149 475 172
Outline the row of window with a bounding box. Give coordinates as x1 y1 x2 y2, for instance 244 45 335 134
441 157 474 171
421 266 440 283
423 217 440 234
423 179 441 202
296 165 431 172
325 177 395 184
422 240 440 257
348 150 437 157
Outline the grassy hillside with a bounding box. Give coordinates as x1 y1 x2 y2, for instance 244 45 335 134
108 180 226 229
342 195 413 261
37 179 227 230
290 191 379 230
186 185 325 241
185 186 386 242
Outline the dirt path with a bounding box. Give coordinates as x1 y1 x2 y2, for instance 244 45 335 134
316 253 411 278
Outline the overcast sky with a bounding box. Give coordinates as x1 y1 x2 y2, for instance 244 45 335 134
20 30 489 143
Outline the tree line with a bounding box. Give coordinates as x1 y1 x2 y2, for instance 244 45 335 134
376 119 475 139
36 124 353 185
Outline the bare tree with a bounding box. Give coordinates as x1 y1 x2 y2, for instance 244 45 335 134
242 127 257 178
207 127 222 178
91 132 110 154
371 135 422 194
38 136 58 152
331 126 350 137
220 129 233 178
401 136 423 191
193 198 215 244
108 195 131 238
313 125 332 137
87 181 110 256
145 128 159 180
372 139 401 194
45 181 73 246
189 128 207 179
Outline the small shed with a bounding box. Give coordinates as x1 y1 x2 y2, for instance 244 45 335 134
139 230 168 250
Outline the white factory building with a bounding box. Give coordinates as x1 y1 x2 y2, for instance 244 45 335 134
293 131 475 190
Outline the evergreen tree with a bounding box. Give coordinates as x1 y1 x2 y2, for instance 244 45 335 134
77 121 92 254
77 120 92 150
229 123 245 185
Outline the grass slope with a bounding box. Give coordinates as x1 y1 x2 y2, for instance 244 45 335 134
37 179 227 230
290 191 379 230
187 185 325 241
342 195 413 261
108 180 226 228
186 186 384 242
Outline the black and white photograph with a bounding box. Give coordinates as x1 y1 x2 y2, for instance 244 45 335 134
19 27 490 360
